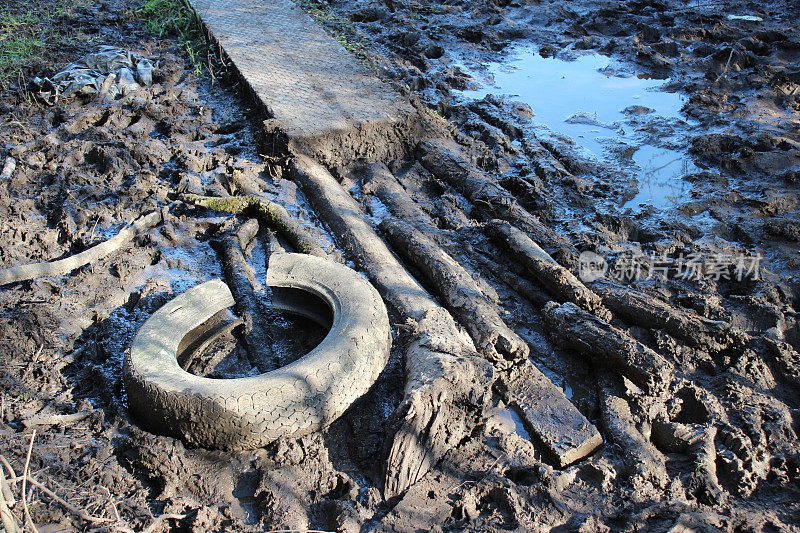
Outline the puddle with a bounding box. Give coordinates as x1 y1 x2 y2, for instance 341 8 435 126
456 46 699 210
493 407 532 441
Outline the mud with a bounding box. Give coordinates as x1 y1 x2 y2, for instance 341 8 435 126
1 0 799 531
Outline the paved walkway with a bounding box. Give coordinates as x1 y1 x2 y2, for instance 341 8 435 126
188 0 420 164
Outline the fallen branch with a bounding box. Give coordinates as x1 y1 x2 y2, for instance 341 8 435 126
291 154 493 498
22 431 36 533
598 372 669 491
487 220 611 321
361 162 438 234
474 253 550 309
543 301 674 394
211 218 276 372
180 193 329 258
590 279 735 352
416 138 575 262
0 205 170 286
380 215 528 367
0 460 18 533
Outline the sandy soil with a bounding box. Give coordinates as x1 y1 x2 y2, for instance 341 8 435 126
0 0 798 531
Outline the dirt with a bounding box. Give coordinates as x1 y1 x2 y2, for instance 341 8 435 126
0 0 799 531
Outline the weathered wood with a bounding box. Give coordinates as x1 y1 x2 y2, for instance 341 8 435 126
474 253 551 309
181 193 329 258
0 205 169 286
212 218 276 372
416 138 576 261
598 372 668 489
497 361 602 467
487 220 611 321
380 215 528 367
290 154 493 498
361 162 438 234
590 279 736 352
543 301 674 394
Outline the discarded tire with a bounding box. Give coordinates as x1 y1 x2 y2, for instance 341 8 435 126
123 252 391 449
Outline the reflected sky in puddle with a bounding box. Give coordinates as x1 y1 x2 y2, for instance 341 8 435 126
457 47 698 210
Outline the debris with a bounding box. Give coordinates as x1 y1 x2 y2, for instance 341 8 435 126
497 360 603 466
291 154 493 498
488 220 611 321
126 253 391 449
21 411 94 428
210 218 277 371
0 204 171 286
590 279 735 352
31 46 156 104
181 193 329 257
726 14 764 22
543 301 674 394
0 157 15 180
598 374 669 489
417 138 576 261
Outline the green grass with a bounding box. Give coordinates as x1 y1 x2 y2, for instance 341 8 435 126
295 0 368 61
138 0 208 76
0 0 98 85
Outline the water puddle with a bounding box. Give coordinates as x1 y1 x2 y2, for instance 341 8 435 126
456 47 700 210
493 407 532 441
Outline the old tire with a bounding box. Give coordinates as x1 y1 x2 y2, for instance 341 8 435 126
123 252 391 449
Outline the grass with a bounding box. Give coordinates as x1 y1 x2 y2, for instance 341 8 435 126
295 0 368 61
137 0 210 77
0 0 99 86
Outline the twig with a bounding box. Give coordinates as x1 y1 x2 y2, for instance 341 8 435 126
715 48 734 82
22 431 37 533
20 476 113 525
0 455 18 481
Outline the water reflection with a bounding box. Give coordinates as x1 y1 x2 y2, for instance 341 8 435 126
457 47 698 211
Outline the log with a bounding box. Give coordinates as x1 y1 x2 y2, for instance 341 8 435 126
469 100 571 181
0 205 169 286
473 253 550 309
487 220 611 321
543 301 674 394
497 360 602 467
360 162 438 234
211 218 276 372
290 154 493 498
598 372 669 490
380 215 528 367
590 279 735 352
181 193 329 258
416 138 576 261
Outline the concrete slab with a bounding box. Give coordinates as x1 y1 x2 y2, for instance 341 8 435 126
188 0 421 164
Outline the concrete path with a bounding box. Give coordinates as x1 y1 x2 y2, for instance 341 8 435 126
188 0 420 164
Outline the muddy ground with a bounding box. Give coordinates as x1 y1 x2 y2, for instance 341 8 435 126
1 0 799 531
